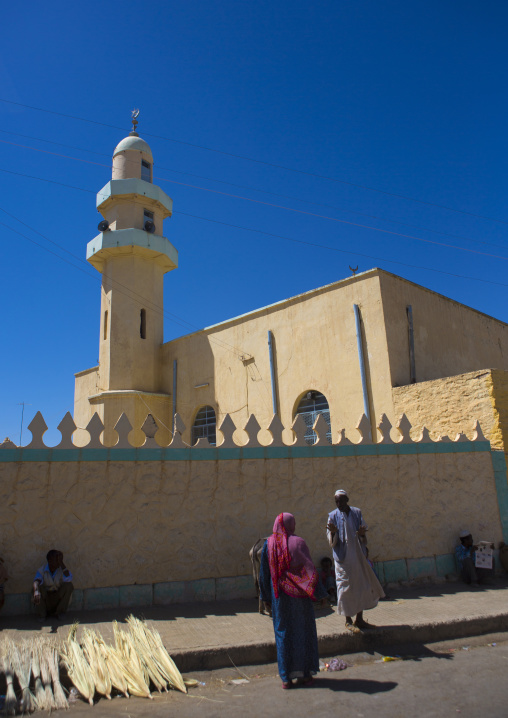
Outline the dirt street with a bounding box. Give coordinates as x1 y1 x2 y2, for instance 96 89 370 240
64 632 507 718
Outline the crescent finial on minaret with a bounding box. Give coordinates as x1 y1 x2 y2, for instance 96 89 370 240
130 108 140 136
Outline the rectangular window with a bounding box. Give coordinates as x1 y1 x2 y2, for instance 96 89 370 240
141 160 151 183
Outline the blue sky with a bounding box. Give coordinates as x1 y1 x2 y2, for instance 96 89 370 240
1 0 507 443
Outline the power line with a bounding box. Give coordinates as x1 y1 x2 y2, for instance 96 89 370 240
175 211 508 290
3 129 508 253
3 160 508 264
0 210 252 360
1 97 507 225
0 167 95 193
0 128 115 158
3 188 508 302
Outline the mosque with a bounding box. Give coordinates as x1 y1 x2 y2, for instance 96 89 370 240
73 124 508 448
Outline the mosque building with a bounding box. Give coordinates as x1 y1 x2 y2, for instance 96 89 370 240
73 125 508 448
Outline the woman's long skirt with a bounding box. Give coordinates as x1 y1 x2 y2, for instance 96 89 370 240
259 543 320 682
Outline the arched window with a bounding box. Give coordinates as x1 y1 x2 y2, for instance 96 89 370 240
294 391 331 445
192 406 217 446
140 309 146 339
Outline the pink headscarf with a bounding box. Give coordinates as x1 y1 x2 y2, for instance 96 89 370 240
267 512 318 600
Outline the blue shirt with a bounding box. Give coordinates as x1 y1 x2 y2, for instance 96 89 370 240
34 564 73 585
455 544 474 568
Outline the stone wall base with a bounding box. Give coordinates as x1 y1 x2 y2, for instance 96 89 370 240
3 552 501 617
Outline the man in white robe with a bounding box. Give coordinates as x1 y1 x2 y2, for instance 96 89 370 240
326 490 384 629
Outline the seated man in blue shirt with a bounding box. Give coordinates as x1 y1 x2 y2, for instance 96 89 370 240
33 549 74 622
455 531 495 587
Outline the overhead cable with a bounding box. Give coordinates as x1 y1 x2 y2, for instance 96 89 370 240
2 130 507 253
2 160 508 264
1 97 506 225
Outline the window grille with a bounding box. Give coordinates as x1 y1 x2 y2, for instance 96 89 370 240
141 160 152 183
192 405 217 446
294 391 331 445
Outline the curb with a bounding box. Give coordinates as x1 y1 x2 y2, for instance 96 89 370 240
170 612 508 673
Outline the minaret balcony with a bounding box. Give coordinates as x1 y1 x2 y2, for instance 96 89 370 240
97 179 173 218
86 228 178 273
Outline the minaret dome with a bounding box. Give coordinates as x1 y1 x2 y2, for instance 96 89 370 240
112 134 153 182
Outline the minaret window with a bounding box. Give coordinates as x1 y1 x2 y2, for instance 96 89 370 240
141 160 152 183
103 311 108 340
140 309 146 339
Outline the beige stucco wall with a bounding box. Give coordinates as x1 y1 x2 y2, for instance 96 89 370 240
73 389 172 447
74 367 100 444
0 451 502 594
379 272 508 388
73 268 508 447
160 272 393 444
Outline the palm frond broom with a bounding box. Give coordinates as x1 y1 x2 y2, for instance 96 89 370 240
127 615 187 694
59 623 95 706
81 629 112 700
9 640 36 714
30 643 47 711
143 622 187 694
126 616 169 693
44 645 68 710
93 633 129 699
112 621 152 699
2 645 18 716
38 642 57 711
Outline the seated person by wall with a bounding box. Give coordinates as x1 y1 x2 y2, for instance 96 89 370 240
33 550 74 622
455 531 495 586
320 556 337 603
0 557 8 612
499 542 508 574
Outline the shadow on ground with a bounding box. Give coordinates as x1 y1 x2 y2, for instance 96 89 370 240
314 677 398 693
380 576 508 601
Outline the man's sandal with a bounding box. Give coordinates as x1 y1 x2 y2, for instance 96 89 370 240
354 618 374 630
345 620 361 634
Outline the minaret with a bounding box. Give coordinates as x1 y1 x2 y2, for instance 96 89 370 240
82 111 177 441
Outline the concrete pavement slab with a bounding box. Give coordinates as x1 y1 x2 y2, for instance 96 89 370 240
1 579 507 671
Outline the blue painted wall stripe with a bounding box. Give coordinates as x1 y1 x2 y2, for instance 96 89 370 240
0 440 492 463
490 450 508 543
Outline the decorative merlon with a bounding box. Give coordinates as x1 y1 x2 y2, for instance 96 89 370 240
0 412 491 451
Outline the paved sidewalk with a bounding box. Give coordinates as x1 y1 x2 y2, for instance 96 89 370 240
1 580 507 671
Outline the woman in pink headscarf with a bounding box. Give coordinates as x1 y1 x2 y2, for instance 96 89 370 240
259 512 327 689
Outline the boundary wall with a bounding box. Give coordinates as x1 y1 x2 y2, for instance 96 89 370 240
1 411 507 617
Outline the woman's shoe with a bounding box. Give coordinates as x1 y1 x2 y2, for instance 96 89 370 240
296 677 314 687
281 681 293 689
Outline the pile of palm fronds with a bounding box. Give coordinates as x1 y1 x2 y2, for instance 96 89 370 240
0 617 191 710
0 636 68 714
59 616 189 705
